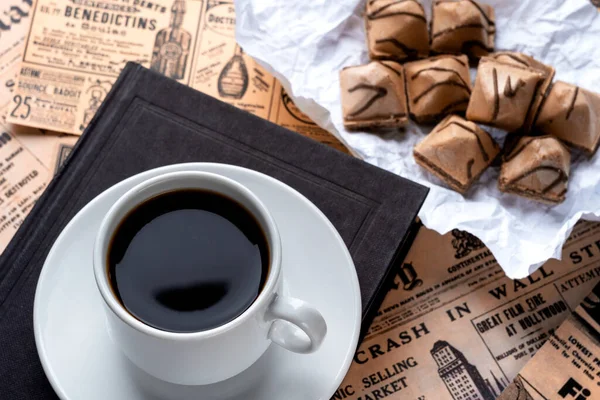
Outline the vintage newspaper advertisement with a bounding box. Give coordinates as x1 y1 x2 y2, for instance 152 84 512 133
333 222 600 400
0 0 54 252
6 118 78 173
498 282 600 400
0 114 50 252
0 0 349 251
270 81 351 153
0 10 74 174
5 0 351 154
6 0 206 133
0 0 75 172
2 60 73 174
0 0 32 111
185 1 351 154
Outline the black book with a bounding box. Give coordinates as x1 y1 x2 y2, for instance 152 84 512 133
0 63 427 398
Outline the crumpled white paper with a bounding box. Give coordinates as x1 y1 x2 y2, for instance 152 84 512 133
235 0 600 279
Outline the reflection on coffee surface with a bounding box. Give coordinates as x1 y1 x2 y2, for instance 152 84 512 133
108 190 269 333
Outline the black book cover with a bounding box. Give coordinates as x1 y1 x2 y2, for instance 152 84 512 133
0 63 427 398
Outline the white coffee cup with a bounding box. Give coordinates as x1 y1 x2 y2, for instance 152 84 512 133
93 171 327 385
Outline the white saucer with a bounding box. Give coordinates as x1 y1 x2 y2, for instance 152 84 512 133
34 163 361 400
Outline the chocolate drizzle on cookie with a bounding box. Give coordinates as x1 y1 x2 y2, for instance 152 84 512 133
413 80 471 103
368 7 427 22
366 0 429 61
440 99 470 114
438 120 490 161
495 53 529 67
535 81 600 155
503 76 526 98
499 136 570 204
504 136 538 162
446 56 468 67
461 40 494 54
507 166 568 194
405 55 471 123
340 61 409 130
378 62 403 77
411 67 470 88
466 0 495 26
347 84 388 117
431 23 491 40
368 0 424 7
566 87 579 120
490 52 556 132
491 67 499 121
375 39 419 58
468 56 548 131
413 115 499 194
466 159 475 179
430 0 495 59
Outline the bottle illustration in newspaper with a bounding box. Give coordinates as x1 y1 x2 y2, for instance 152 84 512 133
218 44 249 99
431 341 508 400
151 0 192 80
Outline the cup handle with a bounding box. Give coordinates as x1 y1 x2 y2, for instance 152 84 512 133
265 295 327 354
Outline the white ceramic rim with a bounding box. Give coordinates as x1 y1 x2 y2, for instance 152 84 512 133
34 163 361 400
92 170 283 340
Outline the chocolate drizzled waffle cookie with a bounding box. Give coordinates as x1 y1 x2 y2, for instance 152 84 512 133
466 57 545 132
489 52 555 132
499 136 570 204
414 115 500 193
340 61 409 130
366 0 429 62
536 81 600 156
404 55 472 123
430 0 495 60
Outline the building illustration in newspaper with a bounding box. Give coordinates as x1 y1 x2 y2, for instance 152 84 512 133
332 224 600 400
431 340 506 400
151 0 192 80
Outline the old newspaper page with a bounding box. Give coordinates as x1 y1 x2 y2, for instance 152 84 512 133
5 2 599 397
5 0 351 154
333 223 600 400
0 1 77 172
6 0 205 133
0 0 349 250
498 281 600 400
0 0 54 252
0 112 50 252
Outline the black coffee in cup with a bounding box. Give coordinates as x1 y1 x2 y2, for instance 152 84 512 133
107 190 269 333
